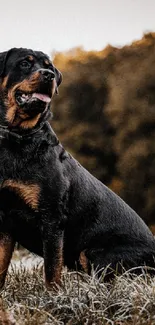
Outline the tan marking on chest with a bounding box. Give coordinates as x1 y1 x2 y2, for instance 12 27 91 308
2 180 40 211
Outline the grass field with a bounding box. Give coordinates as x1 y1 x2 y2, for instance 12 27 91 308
1 252 155 325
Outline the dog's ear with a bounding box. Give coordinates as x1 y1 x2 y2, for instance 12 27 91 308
55 68 62 87
0 51 10 77
0 48 15 77
54 67 62 94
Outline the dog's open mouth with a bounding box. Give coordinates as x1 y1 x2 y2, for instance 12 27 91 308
15 91 51 106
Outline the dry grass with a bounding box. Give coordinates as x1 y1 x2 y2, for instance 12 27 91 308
1 253 155 324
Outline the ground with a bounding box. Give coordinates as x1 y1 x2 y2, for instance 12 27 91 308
1 251 155 325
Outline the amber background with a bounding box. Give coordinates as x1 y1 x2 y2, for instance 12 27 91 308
51 33 155 231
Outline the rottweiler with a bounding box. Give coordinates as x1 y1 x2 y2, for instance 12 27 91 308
0 48 155 290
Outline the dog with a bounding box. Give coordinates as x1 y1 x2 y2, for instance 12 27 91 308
0 48 155 290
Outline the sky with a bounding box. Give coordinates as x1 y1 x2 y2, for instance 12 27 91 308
0 0 155 56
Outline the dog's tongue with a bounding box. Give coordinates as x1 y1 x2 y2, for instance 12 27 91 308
32 93 51 103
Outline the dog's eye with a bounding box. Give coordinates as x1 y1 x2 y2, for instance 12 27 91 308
20 60 31 69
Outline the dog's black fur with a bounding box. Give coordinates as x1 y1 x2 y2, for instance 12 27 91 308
0 48 155 289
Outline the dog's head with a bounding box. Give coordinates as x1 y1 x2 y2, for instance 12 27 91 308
0 48 62 129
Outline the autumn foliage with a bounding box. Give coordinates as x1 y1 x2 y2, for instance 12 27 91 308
52 33 155 228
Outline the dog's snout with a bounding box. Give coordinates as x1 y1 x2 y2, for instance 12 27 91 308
39 69 55 82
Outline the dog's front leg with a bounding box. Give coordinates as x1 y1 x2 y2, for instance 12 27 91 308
41 222 64 289
0 232 15 290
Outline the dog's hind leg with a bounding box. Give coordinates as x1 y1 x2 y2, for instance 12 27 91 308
79 248 127 280
80 246 155 281
0 232 15 290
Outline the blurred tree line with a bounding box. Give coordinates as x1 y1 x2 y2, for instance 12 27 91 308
52 32 155 230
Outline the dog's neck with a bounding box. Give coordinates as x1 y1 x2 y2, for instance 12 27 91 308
0 105 58 144
0 121 59 146
0 121 45 142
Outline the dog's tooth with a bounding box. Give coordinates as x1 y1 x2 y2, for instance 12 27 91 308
21 94 30 100
21 97 26 102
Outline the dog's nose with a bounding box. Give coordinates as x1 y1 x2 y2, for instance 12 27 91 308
39 69 55 82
